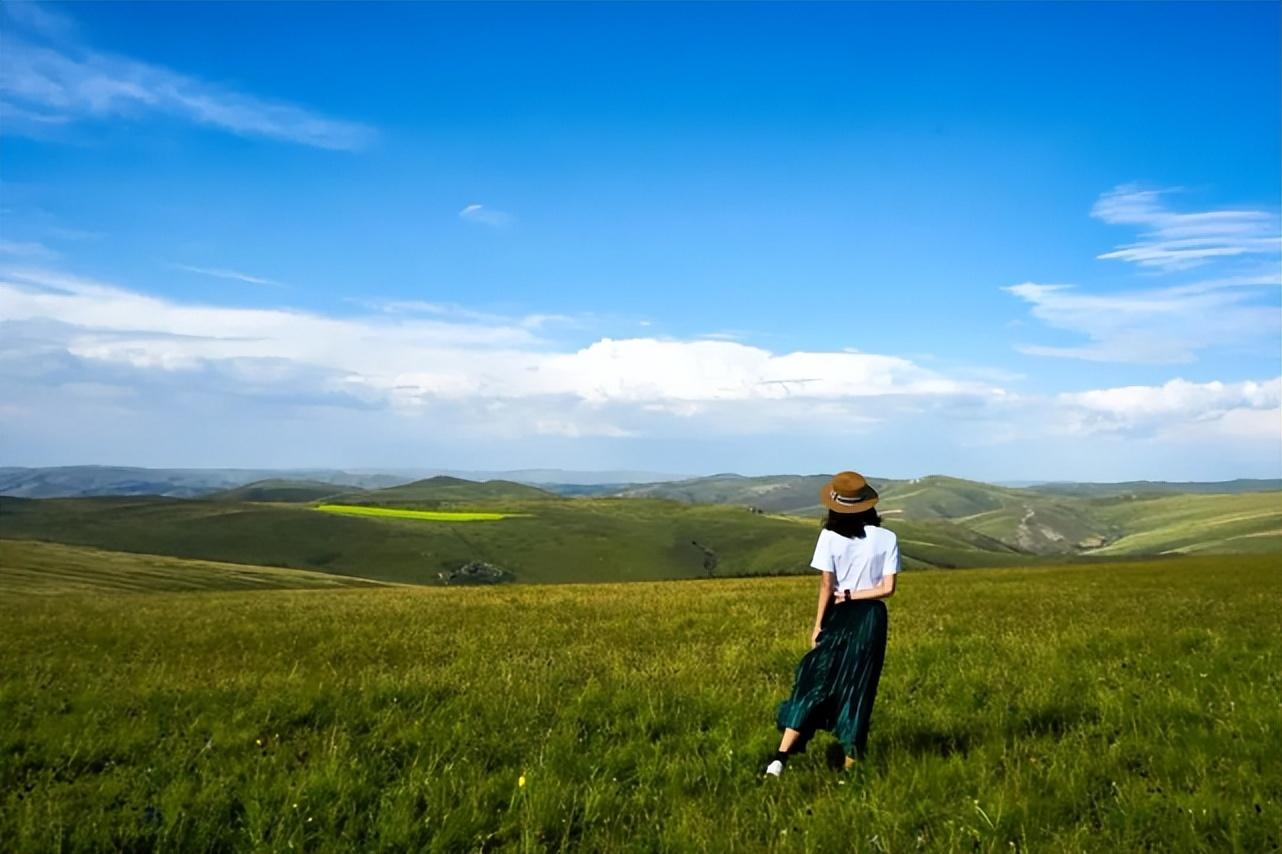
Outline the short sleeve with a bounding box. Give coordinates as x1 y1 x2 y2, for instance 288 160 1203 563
810 530 834 573
885 533 901 576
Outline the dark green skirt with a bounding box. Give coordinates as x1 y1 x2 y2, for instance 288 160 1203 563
775 598 888 759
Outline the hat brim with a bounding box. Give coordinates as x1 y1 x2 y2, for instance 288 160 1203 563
820 483 879 514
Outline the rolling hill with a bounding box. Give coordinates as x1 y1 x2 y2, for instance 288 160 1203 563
1083 492 1282 556
0 466 410 498
0 495 833 585
2 472 1275 590
607 473 865 515
340 476 557 506
208 479 360 503
601 473 1282 557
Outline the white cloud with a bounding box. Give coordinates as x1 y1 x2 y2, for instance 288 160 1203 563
3 265 1276 472
171 263 286 288
459 204 514 227
0 266 1001 440
0 28 375 149
359 298 571 330
1056 377 1281 440
1091 184 1281 272
1008 183 1281 364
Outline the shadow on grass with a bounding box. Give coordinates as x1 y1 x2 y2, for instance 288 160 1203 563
885 703 1102 759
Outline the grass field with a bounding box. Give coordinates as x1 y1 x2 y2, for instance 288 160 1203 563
315 505 530 522
0 540 394 594
2 554 1278 852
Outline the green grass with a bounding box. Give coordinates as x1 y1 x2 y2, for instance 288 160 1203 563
1 554 1279 852
0 540 392 594
315 504 529 522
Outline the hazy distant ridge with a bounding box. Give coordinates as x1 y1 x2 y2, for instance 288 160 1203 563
0 466 687 499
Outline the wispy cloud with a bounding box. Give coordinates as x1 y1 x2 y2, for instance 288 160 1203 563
459 204 514 228
45 225 103 241
360 298 572 330
0 239 56 258
1008 184 1281 364
0 14 375 150
171 263 287 288
1091 184 1281 272
1005 272 1280 363
1 1 76 39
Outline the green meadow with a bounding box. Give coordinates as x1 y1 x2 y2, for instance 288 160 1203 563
2 553 1279 853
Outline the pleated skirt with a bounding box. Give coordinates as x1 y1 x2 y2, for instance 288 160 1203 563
775 598 888 759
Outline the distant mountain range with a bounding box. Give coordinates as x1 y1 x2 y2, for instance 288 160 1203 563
4 465 1276 502
591 471 1279 512
0 466 688 499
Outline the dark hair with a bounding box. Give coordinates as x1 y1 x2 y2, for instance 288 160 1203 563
822 507 881 539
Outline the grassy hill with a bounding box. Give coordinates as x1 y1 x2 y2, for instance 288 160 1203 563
0 495 830 585
208 479 359 503
609 473 880 515
605 473 1282 558
2 556 1278 852
4 480 1275 588
343 475 557 506
1083 492 1282 556
0 539 391 594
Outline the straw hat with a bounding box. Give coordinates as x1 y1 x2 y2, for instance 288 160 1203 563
820 470 879 514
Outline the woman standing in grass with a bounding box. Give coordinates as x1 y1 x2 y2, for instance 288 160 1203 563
766 471 900 777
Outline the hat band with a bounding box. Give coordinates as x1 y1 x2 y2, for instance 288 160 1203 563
830 489 873 506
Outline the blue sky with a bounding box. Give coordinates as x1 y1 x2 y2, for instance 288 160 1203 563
1 1 1279 480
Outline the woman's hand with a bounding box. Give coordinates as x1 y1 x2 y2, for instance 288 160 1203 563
810 626 822 648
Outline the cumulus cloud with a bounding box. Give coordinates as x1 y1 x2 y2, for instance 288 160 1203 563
1056 377 1281 440
458 204 514 227
0 20 375 149
0 266 1003 439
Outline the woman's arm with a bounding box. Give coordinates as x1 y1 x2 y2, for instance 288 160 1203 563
811 570 834 647
843 572 897 601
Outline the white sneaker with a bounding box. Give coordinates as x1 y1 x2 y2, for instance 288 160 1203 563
764 759 784 777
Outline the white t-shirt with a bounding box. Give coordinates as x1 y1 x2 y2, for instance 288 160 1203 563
810 525 900 593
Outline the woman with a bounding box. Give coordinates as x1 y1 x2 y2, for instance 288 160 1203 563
766 470 899 777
